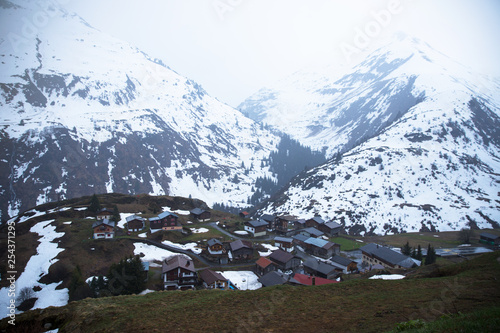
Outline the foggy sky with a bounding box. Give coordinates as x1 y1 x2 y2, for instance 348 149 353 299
64 0 500 107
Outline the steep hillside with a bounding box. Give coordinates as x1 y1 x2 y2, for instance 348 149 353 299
0 0 280 220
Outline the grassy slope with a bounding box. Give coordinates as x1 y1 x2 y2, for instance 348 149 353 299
1 252 499 333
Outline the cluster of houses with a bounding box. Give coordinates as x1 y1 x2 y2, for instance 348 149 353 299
244 215 342 238
91 207 211 239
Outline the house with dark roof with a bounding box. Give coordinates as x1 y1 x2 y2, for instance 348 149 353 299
199 269 228 290
274 236 294 253
150 211 181 231
293 219 306 230
303 237 340 259
96 208 114 220
162 255 197 290
207 238 225 255
319 221 342 237
125 215 145 232
190 208 211 222
275 215 297 234
269 249 301 271
259 271 288 287
255 257 276 276
330 255 358 274
92 219 115 239
292 273 339 286
305 216 325 228
230 240 253 261
303 258 339 280
239 211 250 219
261 214 276 231
479 232 500 246
244 220 268 237
292 234 309 248
360 243 418 269
299 227 324 238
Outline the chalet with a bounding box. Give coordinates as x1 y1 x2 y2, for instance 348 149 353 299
274 236 294 253
162 255 197 290
303 258 339 280
255 257 276 276
239 211 250 219
360 243 418 269
199 269 228 290
303 238 339 259
96 208 113 220
207 239 225 255
230 240 253 260
300 227 324 238
294 219 306 230
259 271 287 287
275 215 296 234
269 249 301 271
191 208 211 222
292 273 338 286
305 216 325 228
150 211 181 231
319 221 342 237
330 255 358 274
244 220 268 237
92 219 115 239
292 234 309 248
479 232 500 246
126 215 145 232
261 214 276 231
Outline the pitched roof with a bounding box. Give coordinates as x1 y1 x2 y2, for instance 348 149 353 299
259 271 287 287
190 208 206 215
360 243 381 254
199 269 226 285
92 219 115 229
302 227 324 237
330 255 354 268
304 237 336 250
126 215 144 222
292 273 338 286
158 211 179 219
309 216 325 224
303 258 337 276
277 215 298 222
207 238 223 247
97 208 113 214
246 220 268 228
323 221 341 229
363 244 416 268
260 214 275 222
274 236 293 243
269 249 294 264
293 234 309 243
480 232 500 240
162 255 195 273
256 257 274 269
230 239 252 252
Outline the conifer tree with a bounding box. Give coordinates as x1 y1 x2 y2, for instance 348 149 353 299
402 241 412 256
88 194 101 214
416 244 423 261
112 205 120 222
424 244 436 265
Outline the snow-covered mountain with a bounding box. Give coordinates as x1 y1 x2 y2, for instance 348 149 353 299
250 35 500 234
0 0 279 220
239 34 500 159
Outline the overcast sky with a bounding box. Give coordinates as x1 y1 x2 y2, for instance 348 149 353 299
64 0 500 107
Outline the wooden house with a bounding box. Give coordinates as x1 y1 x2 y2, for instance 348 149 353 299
96 208 113 220
162 255 197 290
199 269 228 290
259 271 287 287
207 238 225 255
293 219 306 230
275 215 296 234
261 214 276 231
360 243 418 269
92 219 115 239
319 221 342 237
303 258 339 280
479 232 500 246
305 216 325 228
291 273 338 286
126 215 145 232
303 238 339 259
274 236 294 253
230 240 253 260
239 211 250 219
292 234 309 248
255 257 276 276
149 211 181 231
299 227 324 238
269 249 301 271
330 255 358 274
244 220 268 237
190 208 211 222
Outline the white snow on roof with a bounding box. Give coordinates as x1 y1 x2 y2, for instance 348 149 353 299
133 243 190 262
217 271 262 290
369 274 405 280
162 240 202 255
